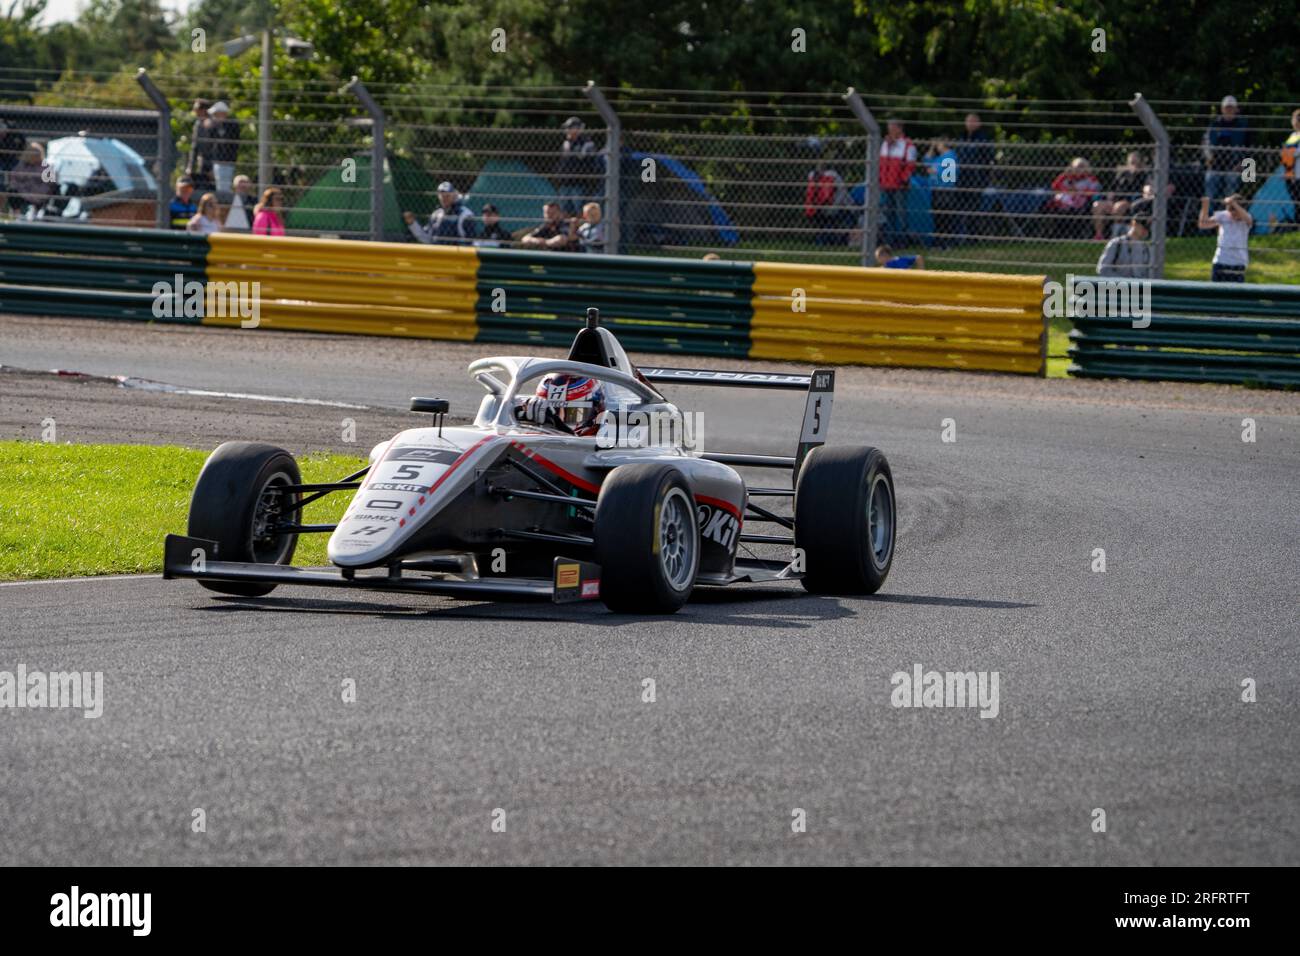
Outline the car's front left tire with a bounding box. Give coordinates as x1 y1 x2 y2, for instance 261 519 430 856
187 441 301 596
594 463 699 613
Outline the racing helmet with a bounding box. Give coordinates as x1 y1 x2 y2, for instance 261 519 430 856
535 373 606 435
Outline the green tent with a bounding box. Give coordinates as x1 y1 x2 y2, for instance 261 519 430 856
466 159 558 235
288 152 440 241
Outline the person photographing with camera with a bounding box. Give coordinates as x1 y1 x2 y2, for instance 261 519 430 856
1198 193 1252 282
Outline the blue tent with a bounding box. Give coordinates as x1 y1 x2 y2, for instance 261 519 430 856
1247 166 1296 234
624 151 738 246
849 174 935 247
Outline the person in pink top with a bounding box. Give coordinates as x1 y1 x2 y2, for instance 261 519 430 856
251 187 286 236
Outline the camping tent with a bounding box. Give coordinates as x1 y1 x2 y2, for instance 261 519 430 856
465 159 559 235
46 136 156 194
1248 166 1296 234
288 152 441 240
621 152 738 249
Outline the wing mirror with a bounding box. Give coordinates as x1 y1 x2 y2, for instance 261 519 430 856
410 398 449 414
410 397 449 436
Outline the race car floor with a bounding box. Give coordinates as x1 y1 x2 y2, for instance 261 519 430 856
1 315 1297 865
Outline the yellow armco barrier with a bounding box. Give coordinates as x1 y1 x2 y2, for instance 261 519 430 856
751 262 1047 374
204 233 477 338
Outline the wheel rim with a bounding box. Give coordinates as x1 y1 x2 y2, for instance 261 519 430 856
867 473 894 568
249 470 296 564
658 487 697 591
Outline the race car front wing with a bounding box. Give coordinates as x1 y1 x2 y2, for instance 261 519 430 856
162 533 601 603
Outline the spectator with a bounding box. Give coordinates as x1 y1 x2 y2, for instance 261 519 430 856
1203 95 1250 201
1096 212 1153 278
1092 151 1148 240
953 112 994 242
1281 108 1300 230
8 142 54 215
0 118 26 177
879 119 917 245
252 187 286 236
805 141 851 246
223 175 254 232
168 175 197 230
521 201 576 250
186 98 214 191
403 181 476 245
1045 158 1101 236
701 252 722 261
475 203 512 246
557 117 600 215
1198 194 1252 282
186 192 223 235
205 101 240 195
924 138 959 248
875 243 924 269
576 202 605 252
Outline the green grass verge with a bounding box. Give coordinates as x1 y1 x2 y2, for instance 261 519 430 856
0 441 367 581
686 231 1300 285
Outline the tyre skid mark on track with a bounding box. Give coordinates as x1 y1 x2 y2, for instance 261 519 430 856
0 364 369 409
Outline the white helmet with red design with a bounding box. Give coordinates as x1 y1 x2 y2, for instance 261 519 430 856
529 373 607 436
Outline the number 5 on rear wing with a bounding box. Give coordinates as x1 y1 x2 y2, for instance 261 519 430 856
637 366 835 477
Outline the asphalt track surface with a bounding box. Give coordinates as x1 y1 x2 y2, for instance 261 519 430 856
2 315 1298 865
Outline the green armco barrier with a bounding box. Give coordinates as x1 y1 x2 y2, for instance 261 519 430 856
0 223 208 319
477 247 755 289
1070 315 1300 353
1069 356 1300 388
0 221 208 263
1068 277 1300 389
0 283 196 323
0 252 205 291
474 324 750 357
474 247 755 355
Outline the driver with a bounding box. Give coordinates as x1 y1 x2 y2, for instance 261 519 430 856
514 373 607 436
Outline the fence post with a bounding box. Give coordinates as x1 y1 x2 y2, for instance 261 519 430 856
1130 92 1169 278
345 76 385 241
583 81 620 254
135 69 174 231
844 87 880 267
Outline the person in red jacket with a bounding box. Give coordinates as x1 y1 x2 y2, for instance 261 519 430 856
1044 157 1101 238
804 142 850 246
879 119 917 244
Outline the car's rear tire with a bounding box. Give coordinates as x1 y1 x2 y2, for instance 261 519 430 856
187 441 301 596
795 445 895 595
594 463 699 613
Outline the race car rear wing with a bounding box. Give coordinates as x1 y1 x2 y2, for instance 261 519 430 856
639 366 835 474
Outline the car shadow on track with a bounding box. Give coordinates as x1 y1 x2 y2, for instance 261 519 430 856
864 593 1037 609
194 585 1033 628
198 587 841 629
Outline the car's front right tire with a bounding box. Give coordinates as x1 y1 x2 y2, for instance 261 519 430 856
187 441 301 596
594 463 699 613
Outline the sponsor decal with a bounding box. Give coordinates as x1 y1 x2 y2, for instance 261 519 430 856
384 446 463 464
581 579 601 598
696 500 740 550
556 563 580 588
